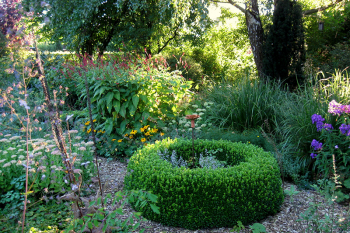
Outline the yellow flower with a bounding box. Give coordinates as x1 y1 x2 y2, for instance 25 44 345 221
131 130 137 135
129 135 133 139
102 131 105 133
124 134 128 137
118 139 123 143
94 130 96 132
144 143 148 146
115 148 118 151
145 132 150 136
141 138 146 142
87 129 91 133
93 119 97 122
257 136 259 137
160 132 164 136
140 127 145 132
85 121 90 126
112 139 116 141
152 128 158 133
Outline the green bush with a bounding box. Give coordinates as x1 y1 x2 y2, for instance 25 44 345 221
124 138 284 230
75 54 193 157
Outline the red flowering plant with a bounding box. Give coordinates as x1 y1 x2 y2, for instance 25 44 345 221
71 53 192 157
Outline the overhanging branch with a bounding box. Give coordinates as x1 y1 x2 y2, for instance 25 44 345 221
227 0 246 14
303 0 344 16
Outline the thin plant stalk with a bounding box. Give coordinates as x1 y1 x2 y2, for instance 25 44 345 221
21 77 30 233
82 55 104 207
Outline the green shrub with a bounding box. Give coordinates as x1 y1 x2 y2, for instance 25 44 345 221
124 138 284 230
75 54 193 157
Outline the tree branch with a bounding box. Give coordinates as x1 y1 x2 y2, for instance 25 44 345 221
227 0 246 14
303 0 344 16
157 24 180 54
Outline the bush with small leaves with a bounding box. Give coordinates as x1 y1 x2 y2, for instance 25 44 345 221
125 138 284 230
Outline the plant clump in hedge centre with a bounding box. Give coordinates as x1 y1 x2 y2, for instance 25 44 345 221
124 138 284 230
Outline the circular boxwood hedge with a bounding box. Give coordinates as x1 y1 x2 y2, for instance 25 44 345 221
124 138 284 230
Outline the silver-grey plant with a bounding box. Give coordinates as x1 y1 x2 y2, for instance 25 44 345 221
158 149 226 169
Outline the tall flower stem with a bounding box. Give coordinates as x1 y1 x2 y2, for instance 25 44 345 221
185 114 199 159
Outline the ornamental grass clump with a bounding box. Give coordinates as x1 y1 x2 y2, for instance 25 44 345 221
125 138 284 230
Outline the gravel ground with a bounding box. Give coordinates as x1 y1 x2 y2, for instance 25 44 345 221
88 156 350 233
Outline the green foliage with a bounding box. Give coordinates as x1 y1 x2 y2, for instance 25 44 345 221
249 223 267 233
0 133 96 196
298 180 350 232
75 54 192 157
263 0 305 88
125 138 284 230
203 76 286 132
284 185 300 203
276 71 350 180
199 129 274 153
66 190 159 233
22 0 209 55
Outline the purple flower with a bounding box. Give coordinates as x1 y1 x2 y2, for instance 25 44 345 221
339 124 350 136
311 114 325 131
323 123 333 131
311 139 323 151
335 145 339 149
310 153 317 159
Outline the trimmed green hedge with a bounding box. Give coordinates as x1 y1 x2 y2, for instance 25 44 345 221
124 138 284 230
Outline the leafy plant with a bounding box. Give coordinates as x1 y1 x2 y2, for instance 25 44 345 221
249 223 266 233
284 185 300 203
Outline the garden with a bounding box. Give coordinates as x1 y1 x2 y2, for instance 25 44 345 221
1 0 350 232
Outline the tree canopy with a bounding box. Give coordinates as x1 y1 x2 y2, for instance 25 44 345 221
21 0 210 55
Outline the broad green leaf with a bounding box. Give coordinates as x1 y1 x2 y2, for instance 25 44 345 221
150 204 160 214
106 92 114 106
120 102 127 118
132 95 139 108
120 119 128 134
113 100 120 113
344 178 350 188
114 91 120 100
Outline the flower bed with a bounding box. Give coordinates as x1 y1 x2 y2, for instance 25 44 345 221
124 138 284 230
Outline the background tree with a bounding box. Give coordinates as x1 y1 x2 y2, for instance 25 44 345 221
21 0 210 55
0 0 23 57
219 0 346 75
262 0 305 88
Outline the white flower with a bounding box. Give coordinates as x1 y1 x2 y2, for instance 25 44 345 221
4 134 11 137
18 155 25 160
73 143 81 147
78 147 86 151
201 109 206 112
66 114 74 121
85 141 94 146
3 162 11 167
19 99 30 109
0 159 6 163
74 136 82 140
201 124 207 128
51 150 60 155
199 112 205 116
18 149 24 152
11 154 17 158
3 151 8 155
192 105 198 108
7 147 15 151
68 130 78 134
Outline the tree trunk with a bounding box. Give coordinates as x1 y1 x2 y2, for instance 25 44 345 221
245 0 264 75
